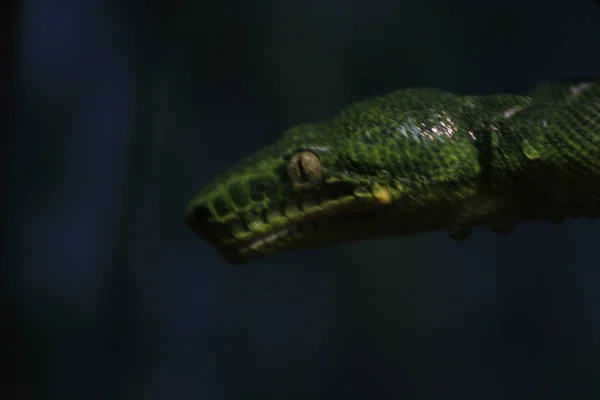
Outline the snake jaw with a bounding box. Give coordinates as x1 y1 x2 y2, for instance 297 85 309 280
185 182 404 265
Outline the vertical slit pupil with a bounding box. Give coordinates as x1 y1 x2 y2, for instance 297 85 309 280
194 206 211 225
298 159 309 181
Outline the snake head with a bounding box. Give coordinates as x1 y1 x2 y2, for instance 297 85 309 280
186 89 484 264
184 123 400 264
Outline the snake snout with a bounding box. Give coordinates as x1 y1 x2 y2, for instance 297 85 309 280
185 203 253 265
184 203 214 240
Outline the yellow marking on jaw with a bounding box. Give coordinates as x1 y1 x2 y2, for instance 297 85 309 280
373 184 393 205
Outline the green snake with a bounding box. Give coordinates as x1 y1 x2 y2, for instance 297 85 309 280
185 79 600 264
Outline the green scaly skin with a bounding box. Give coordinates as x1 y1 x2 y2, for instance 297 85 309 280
185 81 600 264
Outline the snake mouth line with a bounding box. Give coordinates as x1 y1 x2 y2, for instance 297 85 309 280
223 211 377 264
234 209 381 254
236 222 313 255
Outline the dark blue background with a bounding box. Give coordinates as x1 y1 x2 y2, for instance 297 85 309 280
5 0 600 398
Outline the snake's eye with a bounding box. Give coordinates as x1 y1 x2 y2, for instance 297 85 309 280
287 151 322 188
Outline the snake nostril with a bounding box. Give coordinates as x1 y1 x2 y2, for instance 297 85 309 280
194 205 211 225
186 203 223 245
185 203 212 234
187 204 236 251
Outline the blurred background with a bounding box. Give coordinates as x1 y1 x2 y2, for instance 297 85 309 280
4 0 600 398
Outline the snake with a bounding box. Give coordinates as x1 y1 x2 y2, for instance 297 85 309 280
185 9 600 265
